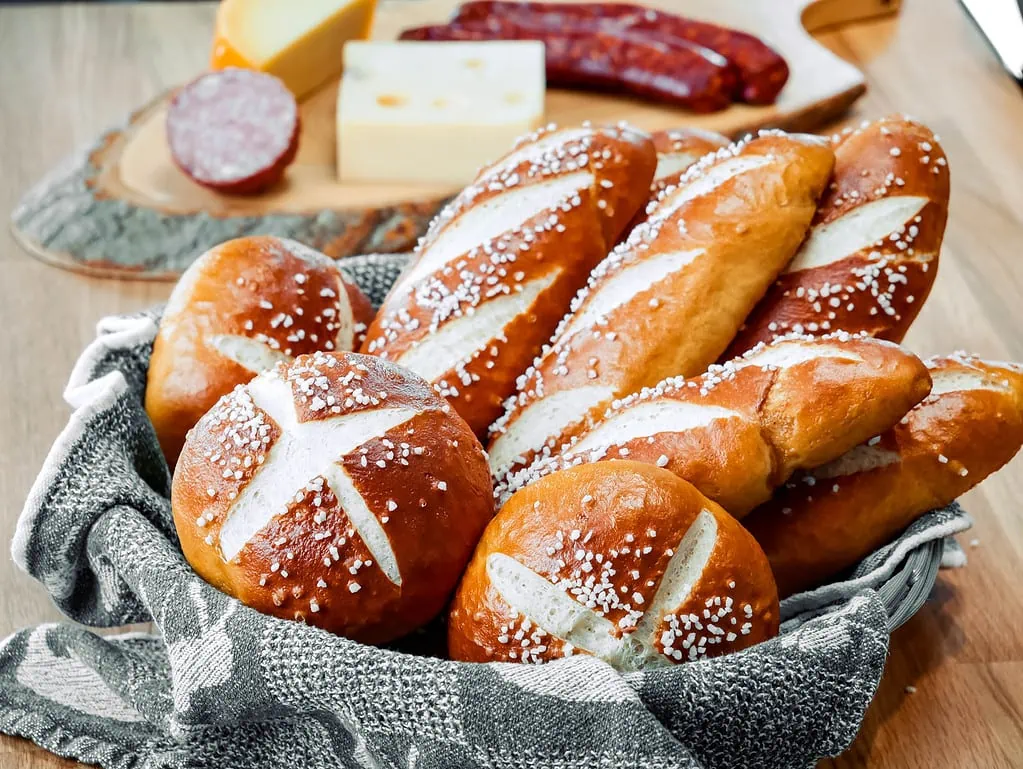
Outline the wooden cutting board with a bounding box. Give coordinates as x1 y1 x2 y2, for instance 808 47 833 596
10 0 900 280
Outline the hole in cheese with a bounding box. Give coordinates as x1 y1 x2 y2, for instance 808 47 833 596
376 93 406 108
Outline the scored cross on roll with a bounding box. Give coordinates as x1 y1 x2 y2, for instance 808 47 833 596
172 351 495 643
498 333 932 517
448 462 779 668
146 236 374 466
745 354 1023 596
723 116 950 358
487 131 836 482
360 123 657 436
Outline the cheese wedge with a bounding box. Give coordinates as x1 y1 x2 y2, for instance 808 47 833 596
337 41 546 186
211 0 377 101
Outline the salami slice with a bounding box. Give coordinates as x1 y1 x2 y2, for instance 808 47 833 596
166 68 300 195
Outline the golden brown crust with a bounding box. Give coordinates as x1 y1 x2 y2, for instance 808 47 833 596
359 123 657 436
487 132 835 481
339 269 376 350
723 117 951 358
449 462 778 667
621 128 731 237
172 351 495 643
649 128 731 195
499 333 931 518
744 354 1023 597
146 236 372 466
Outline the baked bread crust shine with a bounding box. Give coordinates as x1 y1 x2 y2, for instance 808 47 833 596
449 462 779 668
745 354 1023 596
172 351 495 643
146 235 373 465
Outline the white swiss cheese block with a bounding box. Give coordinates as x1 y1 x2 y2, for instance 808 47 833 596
337 41 546 185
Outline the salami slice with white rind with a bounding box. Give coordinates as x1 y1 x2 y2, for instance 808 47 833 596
166 67 300 195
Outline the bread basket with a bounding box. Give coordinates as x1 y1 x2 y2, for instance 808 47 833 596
0 253 971 769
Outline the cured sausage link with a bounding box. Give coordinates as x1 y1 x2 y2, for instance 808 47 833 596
400 21 739 113
452 1 789 104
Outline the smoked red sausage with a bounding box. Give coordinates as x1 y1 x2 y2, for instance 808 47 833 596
400 21 739 113
452 1 789 105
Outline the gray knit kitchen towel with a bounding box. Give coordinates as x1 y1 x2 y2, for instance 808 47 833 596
1 253 972 769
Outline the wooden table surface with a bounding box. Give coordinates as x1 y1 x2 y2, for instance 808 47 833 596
2 1 1023 767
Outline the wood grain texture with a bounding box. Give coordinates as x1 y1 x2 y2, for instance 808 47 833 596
8 0 896 279
1 1 1022 767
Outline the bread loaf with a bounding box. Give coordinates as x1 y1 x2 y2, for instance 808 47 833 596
146 236 373 465
623 127 730 233
448 462 779 668
360 123 657 435
172 351 495 643
744 354 1023 596
723 117 950 358
649 127 731 195
487 131 836 481
500 333 932 517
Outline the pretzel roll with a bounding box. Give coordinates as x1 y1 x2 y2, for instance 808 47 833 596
360 123 657 436
723 117 950 358
172 351 495 643
624 127 731 234
146 236 374 465
488 131 835 481
449 462 779 668
500 333 931 516
745 354 1023 596
649 127 731 195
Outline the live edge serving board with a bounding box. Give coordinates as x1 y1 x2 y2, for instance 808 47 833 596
11 0 900 279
